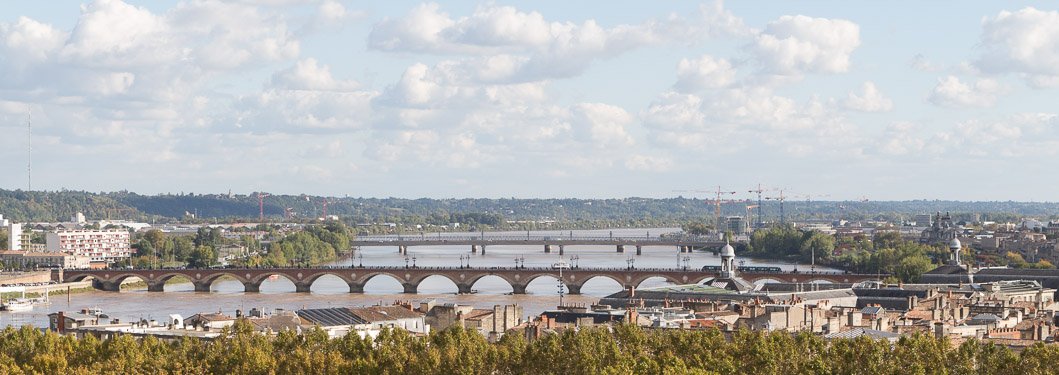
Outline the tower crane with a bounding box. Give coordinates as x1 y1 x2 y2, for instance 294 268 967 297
674 186 738 231
256 193 270 221
765 189 788 225
748 183 768 229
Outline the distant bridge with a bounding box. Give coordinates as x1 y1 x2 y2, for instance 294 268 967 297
351 235 726 255
55 267 880 295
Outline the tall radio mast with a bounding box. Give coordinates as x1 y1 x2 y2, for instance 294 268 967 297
27 107 32 191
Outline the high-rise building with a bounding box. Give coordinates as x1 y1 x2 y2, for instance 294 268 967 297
725 216 748 235
7 222 23 251
45 229 131 263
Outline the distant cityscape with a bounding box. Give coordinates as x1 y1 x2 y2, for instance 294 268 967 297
2 200 1059 348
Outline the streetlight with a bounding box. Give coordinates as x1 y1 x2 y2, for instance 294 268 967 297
553 257 570 307
682 256 691 271
571 255 580 269
626 257 635 270
404 256 410 269
357 252 363 268
412 255 417 268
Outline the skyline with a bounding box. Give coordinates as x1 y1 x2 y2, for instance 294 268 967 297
1 1 1058 200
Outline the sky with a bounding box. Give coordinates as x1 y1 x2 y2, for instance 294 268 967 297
0 1 1058 201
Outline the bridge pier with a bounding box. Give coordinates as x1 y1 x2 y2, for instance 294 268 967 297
617 245 624 253
398 245 408 255
146 281 165 292
566 284 582 295
559 245 565 256
481 246 486 255
95 280 122 292
544 245 551 253
244 282 262 293
457 284 474 294
295 282 312 293
511 283 528 294
349 283 365 293
402 283 418 294
636 245 642 255
193 281 211 293
472 245 478 254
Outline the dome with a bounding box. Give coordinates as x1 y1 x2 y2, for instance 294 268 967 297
720 243 735 257
949 237 961 250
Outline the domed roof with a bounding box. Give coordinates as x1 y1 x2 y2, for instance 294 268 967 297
949 236 961 249
720 243 735 257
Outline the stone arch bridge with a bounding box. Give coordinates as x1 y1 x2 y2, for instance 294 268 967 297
55 267 880 295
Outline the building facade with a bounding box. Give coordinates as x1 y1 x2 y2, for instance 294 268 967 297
0 250 91 269
45 229 131 263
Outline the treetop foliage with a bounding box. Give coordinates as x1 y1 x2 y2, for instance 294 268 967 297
0 323 1056 374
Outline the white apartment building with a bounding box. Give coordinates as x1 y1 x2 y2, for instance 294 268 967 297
46 229 131 263
7 222 23 251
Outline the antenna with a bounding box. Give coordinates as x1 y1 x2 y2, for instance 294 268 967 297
27 107 32 191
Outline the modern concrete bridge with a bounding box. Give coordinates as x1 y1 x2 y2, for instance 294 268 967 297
55 266 880 295
352 235 726 255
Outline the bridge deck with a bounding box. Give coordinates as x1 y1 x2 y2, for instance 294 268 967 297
57 266 881 294
351 235 724 247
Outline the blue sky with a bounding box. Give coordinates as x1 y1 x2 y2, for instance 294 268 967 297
1 1 1058 201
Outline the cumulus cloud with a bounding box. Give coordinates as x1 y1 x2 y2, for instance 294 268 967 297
843 82 893 112
928 76 1005 108
977 7 1059 87
270 58 359 91
368 2 749 83
751 15 860 75
674 55 736 92
571 103 634 146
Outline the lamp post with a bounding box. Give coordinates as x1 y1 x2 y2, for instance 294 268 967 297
412 255 417 269
626 257 635 270
571 255 579 269
404 256 410 269
357 253 363 268
682 255 690 271
553 257 569 307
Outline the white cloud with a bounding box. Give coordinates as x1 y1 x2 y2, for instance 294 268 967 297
928 76 1005 108
977 7 1059 87
368 2 748 83
843 81 893 112
751 15 860 75
270 58 359 91
625 154 674 172
674 55 735 92
571 103 634 146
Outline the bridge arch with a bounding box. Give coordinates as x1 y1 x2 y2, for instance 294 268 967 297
579 275 626 295
198 271 255 292
415 275 461 294
465 275 514 294
634 275 682 289
357 271 411 293
521 273 582 295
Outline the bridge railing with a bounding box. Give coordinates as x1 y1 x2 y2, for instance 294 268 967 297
90 265 865 276
352 235 718 242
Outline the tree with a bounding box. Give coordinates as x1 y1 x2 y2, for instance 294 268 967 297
187 246 215 268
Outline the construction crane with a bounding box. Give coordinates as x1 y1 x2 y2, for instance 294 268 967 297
674 186 738 231
747 183 768 229
320 198 331 220
256 193 270 221
765 189 788 225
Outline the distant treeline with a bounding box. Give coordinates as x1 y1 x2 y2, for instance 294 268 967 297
2 189 1059 226
0 323 1057 374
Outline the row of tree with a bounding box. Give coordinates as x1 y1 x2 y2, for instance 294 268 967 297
126 222 352 268
0 323 1057 374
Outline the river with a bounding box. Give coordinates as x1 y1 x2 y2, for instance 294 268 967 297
1 228 838 328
